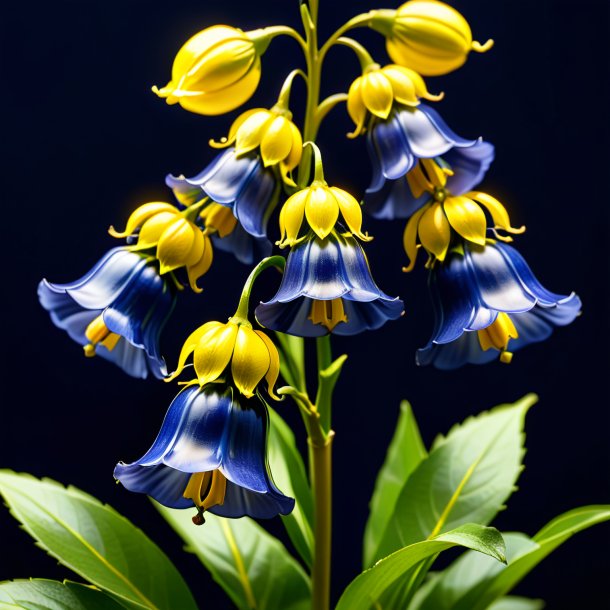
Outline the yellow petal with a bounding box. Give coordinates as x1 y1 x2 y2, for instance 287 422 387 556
235 109 273 154
166 321 223 382
109 202 178 239
200 203 237 237
137 211 180 248
347 77 366 138
361 71 394 119
278 189 308 247
381 65 417 106
418 201 451 261
193 322 238 386
260 116 293 167
406 162 433 198
231 326 270 398
187 235 214 292
254 330 281 400
157 218 197 273
284 122 303 171
420 158 447 188
402 204 428 272
469 191 525 235
305 186 339 240
210 107 261 148
443 195 487 246
330 187 370 241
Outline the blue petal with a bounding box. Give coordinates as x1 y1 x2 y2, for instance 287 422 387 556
165 174 203 208
444 140 495 196
334 298 404 336
211 479 294 519
233 164 277 239
370 116 415 180
255 298 329 338
212 224 272 266
364 174 431 220
417 332 499 370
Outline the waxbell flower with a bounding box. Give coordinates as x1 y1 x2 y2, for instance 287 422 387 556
277 144 370 247
347 63 443 137
365 138 495 220
256 231 404 337
38 248 176 379
166 318 280 400
109 202 213 292
417 240 581 369
153 25 271 116
371 1 494 76
114 385 294 520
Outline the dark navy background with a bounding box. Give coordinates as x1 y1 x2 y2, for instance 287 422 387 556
2 0 609 608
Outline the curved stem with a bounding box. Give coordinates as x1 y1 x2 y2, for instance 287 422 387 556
335 36 376 71
319 12 376 63
314 93 348 133
262 25 308 55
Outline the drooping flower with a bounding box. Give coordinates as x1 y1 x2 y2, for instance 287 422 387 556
166 317 280 400
417 240 581 369
365 138 495 220
109 201 213 292
402 176 524 271
152 26 273 116
370 1 494 76
114 385 294 521
256 231 404 337
347 63 443 137
38 248 176 379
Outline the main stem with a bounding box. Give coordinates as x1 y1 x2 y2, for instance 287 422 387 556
298 4 333 610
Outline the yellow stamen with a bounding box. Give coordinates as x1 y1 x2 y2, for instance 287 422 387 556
477 313 519 363
309 298 348 331
183 470 227 510
84 315 120 356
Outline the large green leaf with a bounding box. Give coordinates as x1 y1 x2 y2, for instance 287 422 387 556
0 580 125 610
372 395 536 563
335 524 505 610
156 503 310 610
363 401 427 568
268 407 314 568
488 597 544 610
458 505 610 610
410 533 537 610
0 471 197 610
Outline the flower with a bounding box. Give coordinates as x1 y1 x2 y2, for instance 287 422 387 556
365 139 495 220
347 63 443 137
109 201 213 292
114 385 294 521
256 231 404 337
371 1 494 76
417 240 582 369
166 148 279 246
38 248 176 379
211 106 303 184
152 26 271 116
166 318 280 399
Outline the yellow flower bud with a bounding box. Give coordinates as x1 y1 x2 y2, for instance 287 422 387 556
373 1 494 76
109 202 213 292
347 63 443 137
211 107 303 185
153 25 266 116
166 320 280 399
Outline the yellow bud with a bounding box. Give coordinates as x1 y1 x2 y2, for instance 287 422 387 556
153 25 264 116
376 1 494 76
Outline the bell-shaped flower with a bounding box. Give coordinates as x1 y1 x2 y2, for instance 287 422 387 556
109 201 213 292
38 248 176 379
166 148 279 248
370 1 493 76
402 174 525 270
417 240 581 369
166 318 280 400
114 385 294 520
347 63 443 137
256 231 404 337
212 105 303 185
153 25 273 116
365 139 495 220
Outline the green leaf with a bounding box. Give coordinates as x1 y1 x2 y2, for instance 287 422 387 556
335 524 506 610
0 580 125 610
410 533 537 610
0 471 197 610
363 401 427 568
268 407 314 568
155 503 311 610
372 394 536 564
487 597 545 610
459 505 610 610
